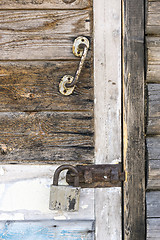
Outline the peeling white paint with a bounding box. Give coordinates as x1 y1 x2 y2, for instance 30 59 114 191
81 205 89 209
0 167 5 176
54 215 66 220
0 165 94 220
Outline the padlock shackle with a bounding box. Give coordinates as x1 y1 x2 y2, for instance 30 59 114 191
53 165 79 187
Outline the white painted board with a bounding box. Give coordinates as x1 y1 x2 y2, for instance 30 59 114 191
94 0 122 239
0 165 94 221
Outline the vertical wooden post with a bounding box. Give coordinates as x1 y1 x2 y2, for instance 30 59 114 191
94 0 122 239
122 0 145 239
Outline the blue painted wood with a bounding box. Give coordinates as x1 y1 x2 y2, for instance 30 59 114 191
0 220 94 240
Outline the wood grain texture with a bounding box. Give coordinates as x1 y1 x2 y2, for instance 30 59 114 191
147 219 160 240
146 2 160 35
146 8 160 240
0 112 94 163
147 136 160 161
147 160 160 190
123 0 145 239
0 221 94 240
147 84 160 134
94 0 122 239
147 191 160 217
147 64 160 83
0 61 93 111
0 0 91 9
147 37 160 63
0 10 91 60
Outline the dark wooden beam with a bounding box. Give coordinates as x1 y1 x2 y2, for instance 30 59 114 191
122 0 145 239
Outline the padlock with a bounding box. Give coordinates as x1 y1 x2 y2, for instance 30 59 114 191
49 165 80 212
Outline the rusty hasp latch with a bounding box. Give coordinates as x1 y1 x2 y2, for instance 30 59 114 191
66 164 125 188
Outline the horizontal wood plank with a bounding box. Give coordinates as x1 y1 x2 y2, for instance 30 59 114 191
147 137 160 160
147 219 160 240
0 221 94 239
0 112 94 163
147 84 160 134
0 61 93 111
147 37 160 82
147 37 160 63
0 10 91 60
148 1 160 12
147 64 160 83
0 0 91 9
146 2 160 35
148 160 160 190
147 191 160 217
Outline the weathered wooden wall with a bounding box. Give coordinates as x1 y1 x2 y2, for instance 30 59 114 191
146 0 160 239
0 1 123 239
0 2 93 164
0 1 95 239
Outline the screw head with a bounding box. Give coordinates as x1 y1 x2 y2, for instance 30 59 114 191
62 0 76 4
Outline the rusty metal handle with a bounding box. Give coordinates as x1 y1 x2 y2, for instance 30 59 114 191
59 36 89 96
53 165 79 187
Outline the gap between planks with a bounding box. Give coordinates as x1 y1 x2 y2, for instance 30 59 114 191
0 7 92 11
0 110 94 113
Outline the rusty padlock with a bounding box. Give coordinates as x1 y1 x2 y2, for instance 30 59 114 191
49 165 80 212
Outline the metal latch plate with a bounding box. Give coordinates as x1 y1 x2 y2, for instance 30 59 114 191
66 164 125 188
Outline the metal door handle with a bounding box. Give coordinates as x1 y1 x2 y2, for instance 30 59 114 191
59 36 89 96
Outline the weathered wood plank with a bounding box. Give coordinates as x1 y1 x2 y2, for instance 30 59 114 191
148 1 160 12
123 0 145 239
0 112 94 163
147 84 160 134
147 219 160 240
146 2 160 35
0 221 94 239
148 160 160 190
147 64 160 83
147 191 160 217
0 61 93 111
147 37 160 63
94 0 122 239
147 137 160 160
0 0 91 9
0 10 91 60
0 165 94 220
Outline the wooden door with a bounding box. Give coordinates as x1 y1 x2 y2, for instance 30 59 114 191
0 0 122 239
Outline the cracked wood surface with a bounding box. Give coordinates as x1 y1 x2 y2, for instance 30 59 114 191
0 112 94 163
123 0 145 239
0 61 93 111
0 0 91 9
0 10 91 60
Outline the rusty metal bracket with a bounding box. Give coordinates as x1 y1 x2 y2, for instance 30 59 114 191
66 164 125 188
